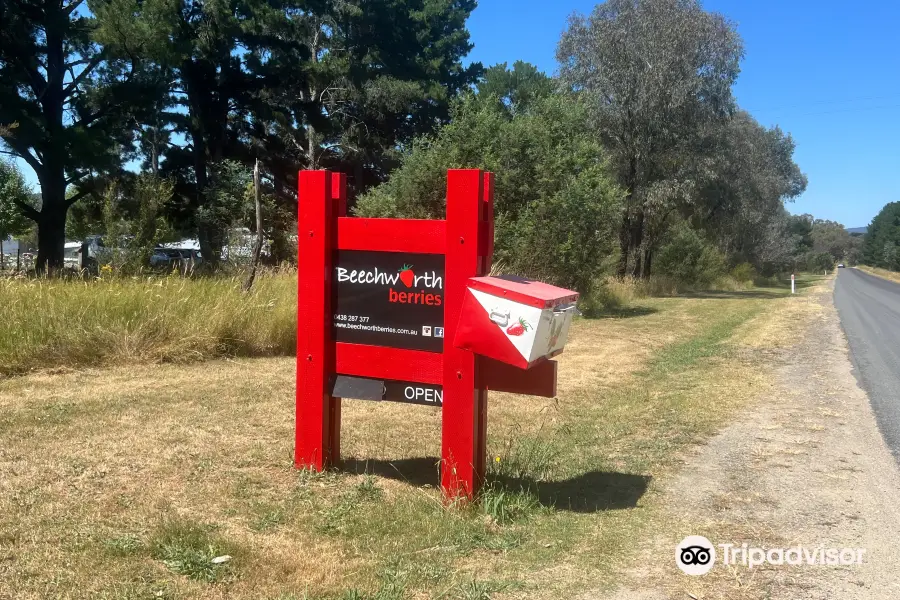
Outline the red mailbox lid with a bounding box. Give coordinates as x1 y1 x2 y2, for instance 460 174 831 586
466 275 579 309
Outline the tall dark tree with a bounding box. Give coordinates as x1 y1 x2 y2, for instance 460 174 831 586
0 0 161 271
862 202 900 270
97 0 260 264
108 0 480 265
558 0 743 277
247 0 482 198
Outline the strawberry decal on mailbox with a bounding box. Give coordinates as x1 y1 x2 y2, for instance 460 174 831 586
506 317 531 337
398 264 415 288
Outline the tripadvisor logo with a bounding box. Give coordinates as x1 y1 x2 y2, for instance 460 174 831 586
676 536 715 576
676 535 866 576
335 263 443 306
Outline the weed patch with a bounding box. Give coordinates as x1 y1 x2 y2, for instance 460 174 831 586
149 518 238 582
478 483 542 525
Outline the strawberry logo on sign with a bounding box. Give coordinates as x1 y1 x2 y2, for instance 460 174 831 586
398 264 415 288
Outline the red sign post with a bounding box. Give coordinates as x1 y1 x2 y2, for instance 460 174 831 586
296 169 567 499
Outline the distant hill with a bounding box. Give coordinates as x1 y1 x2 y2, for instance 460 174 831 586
847 226 868 235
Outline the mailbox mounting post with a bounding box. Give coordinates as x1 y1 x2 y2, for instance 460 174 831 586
441 170 491 497
296 168 565 500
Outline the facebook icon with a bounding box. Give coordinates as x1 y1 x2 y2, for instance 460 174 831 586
434 327 444 338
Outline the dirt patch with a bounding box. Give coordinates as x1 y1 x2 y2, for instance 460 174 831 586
601 278 900 599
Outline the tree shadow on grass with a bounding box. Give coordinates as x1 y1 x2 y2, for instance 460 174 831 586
676 289 785 300
580 305 659 319
340 457 650 513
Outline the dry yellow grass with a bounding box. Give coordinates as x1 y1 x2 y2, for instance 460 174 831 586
0 273 296 377
856 265 900 284
0 278 813 599
734 274 830 349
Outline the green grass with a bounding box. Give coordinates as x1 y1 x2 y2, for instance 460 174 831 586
645 308 757 376
0 272 296 377
302 285 802 595
580 273 757 316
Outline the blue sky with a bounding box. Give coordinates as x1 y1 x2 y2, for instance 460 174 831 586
466 0 900 228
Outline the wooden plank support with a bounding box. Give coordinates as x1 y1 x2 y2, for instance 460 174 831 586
441 169 489 500
296 171 345 470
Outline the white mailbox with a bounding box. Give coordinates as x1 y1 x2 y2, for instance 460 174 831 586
454 276 579 369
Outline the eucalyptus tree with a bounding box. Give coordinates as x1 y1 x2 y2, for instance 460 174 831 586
693 111 806 266
557 0 743 277
356 64 624 294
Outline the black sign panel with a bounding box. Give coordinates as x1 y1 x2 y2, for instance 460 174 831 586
332 250 445 352
332 375 443 407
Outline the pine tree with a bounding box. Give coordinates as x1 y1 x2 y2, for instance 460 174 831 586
0 0 162 272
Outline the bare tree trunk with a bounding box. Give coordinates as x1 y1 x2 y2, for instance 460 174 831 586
0 239 4 270
306 120 317 170
150 132 159 175
354 160 365 200
242 160 264 292
617 157 640 278
80 240 91 278
36 24 68 275
630 209 645 277
616 210 631 278
637 226 653 279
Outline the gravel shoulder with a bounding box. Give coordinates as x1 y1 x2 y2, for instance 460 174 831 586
601 277 900 599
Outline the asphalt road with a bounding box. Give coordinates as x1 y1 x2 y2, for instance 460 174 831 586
834 268 900 459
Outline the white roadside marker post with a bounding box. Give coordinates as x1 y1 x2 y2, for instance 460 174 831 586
791 273 795 294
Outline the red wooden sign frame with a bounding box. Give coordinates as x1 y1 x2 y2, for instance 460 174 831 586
296 169 557 499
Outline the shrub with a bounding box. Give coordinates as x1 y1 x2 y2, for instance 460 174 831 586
100 174 174 275
0 160 31 246
578 278 628 316
355 92 623 295
802 251 835 273
655 226 726 286
729 262 756 283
